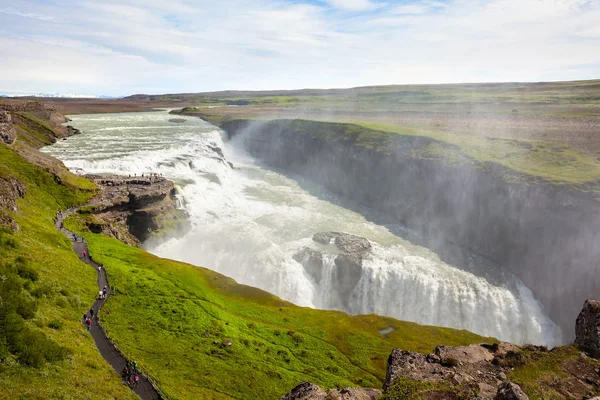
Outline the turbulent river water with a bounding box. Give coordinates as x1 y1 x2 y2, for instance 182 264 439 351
42 110 563 346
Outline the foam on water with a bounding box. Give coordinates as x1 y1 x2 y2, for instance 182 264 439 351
42 109 563 346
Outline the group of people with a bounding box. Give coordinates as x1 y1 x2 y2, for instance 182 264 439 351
83 309 94 330
98 285 108 299
121 360 141 388
73 233 85 243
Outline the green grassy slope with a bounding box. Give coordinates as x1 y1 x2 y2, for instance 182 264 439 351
63 213 491 400
0 144 135 399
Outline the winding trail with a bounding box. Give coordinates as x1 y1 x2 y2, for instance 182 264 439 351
56 209 163 400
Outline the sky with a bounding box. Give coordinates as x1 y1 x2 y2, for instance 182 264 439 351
0 0 599 96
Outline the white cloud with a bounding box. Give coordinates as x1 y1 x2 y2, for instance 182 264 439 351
0 7 54 21
325 0 379 11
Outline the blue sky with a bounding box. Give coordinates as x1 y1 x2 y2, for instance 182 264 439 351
0 0 599 96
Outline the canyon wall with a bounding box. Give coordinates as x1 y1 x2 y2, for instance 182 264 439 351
219 118 600 341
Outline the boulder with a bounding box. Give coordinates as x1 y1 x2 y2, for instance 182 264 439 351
280 382 328 400
384 349 446 390
435 344 495 364
0 111 16 145
313 231 339 245
575 299 600 358
494 381 528 400
293 247 324 282
326 387 382 399
168 118 187 123
312 231 371 255
334 233 371 254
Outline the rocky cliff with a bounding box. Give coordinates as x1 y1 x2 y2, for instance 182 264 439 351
216 118 600 341
80 175 188 245
0 111 16 144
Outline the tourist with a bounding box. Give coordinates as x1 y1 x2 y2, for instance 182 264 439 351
102 286 108 299
90 308 94 319
85 317 91 330
98 289 103 299
133 374 139 388
121 365 130 382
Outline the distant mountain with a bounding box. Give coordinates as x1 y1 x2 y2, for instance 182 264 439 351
36 92 97 98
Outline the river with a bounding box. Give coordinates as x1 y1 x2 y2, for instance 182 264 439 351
42 109 563 346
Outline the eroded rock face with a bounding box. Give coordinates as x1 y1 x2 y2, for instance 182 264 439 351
334 234 371 254
82 175 188 245
495 381 529 400
327 387 382 400
309 231 372 308
0 176 26 232
280 382 327 400
575 299 600 358
279 383 381 400
293 247 324 282
384 343 523 399
0 111 16 144
333 253 364 305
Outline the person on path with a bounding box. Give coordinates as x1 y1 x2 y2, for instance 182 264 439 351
133 373 139 388
81 236 85 242
102 286 108 299
121 365 130 382
73 233 78 242
85 317 91 330
90 308 94 319
98 289 103 299
83 250 87 258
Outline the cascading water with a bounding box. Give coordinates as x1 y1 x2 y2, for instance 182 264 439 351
42 109 563 346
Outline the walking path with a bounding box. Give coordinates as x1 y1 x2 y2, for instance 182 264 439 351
55 209 163 400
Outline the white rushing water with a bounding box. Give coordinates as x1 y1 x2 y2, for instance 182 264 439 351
43 110 563 346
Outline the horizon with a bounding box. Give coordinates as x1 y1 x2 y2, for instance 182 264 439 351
4 77 600 99
1 0 600 96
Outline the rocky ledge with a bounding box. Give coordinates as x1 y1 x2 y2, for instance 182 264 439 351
0 111 16 144
294 232 371 308
280 298 600 400
80 174 188 245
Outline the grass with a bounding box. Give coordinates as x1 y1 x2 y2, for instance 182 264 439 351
0 144 134 399
63 214 492 400
356 121 600 185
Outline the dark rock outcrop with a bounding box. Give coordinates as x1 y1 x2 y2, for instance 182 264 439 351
168 118 187 123
308 231 372 307
334 233 371 254
495 381 529 400
293 247 324 282
279 382 381 400
575 299 600 358
221 118 600 339
280 382 327 400
0 111 16 144
0 176 26 231
327 387 382 400
82 175 188 245
384 344 521 399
